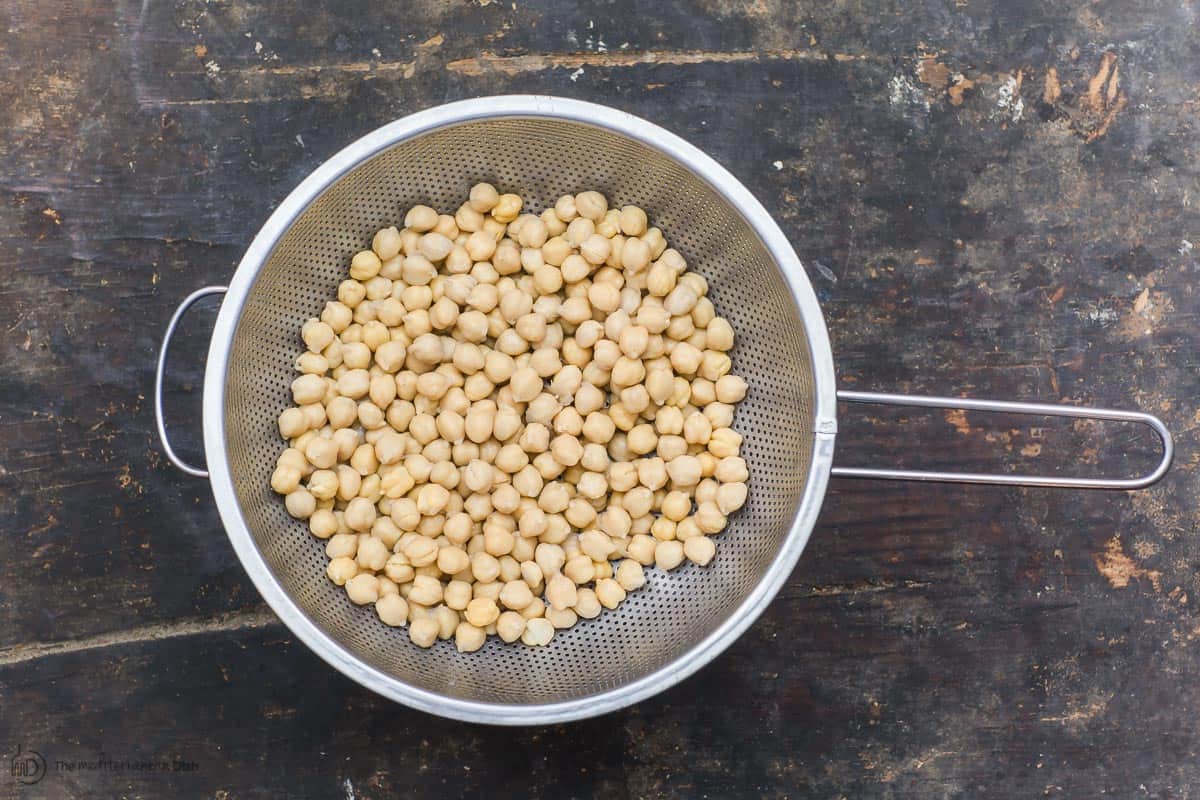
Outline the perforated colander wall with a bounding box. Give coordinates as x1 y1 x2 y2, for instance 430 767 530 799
223 117 817 705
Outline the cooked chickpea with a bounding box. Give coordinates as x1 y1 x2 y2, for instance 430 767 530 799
376 594 409 627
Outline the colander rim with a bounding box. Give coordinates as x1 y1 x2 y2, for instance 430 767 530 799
203 94 838 725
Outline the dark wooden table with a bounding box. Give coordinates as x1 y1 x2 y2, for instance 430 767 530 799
2 1 1198 797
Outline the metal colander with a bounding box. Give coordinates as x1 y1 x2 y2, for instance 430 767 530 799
155 96 1171 725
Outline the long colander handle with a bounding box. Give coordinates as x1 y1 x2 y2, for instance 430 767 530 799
830 390 1173 489
154 286 228 478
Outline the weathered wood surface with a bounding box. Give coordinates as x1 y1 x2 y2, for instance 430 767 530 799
1 1 1198 797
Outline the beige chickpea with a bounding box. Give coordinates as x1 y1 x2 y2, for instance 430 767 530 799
716 481 749 514
682 412 713 445
621 236 652 272
683 535 717 566
437 545 471 576
376 594 409 627
615 559 646 592
497 579 533 611
520 617 555 646
309 508 339 539
291 374 326 406
626 533 657 566
385 552 415 584
349 250 382 281
574 190 608 221
408 574 444 607
577 530 613 562
327 556 358 586
660 490 692 522
715 455 749 484
579 412 614 444
464 597 500 627
355 536 388 572
573 588 602 620
494 611 526 643
342 496 375 532
408 617 439 648
277 407 308 439
708 427 743 459
654 539 686 571
540 234 572 265
404 204 439 232
302 318 336 353
596 209 621 238
534 542 567 577
321 300 354 333
695 501 728 535
562 553 596 585
594 578 627 610
634 457 667 491
452 621 485 653
667 341 703 375
306 469 338 501
455 201 485 233
326 532 358 560
430 604 458 640
706 316 735 351
579 233 610 266
622 423 656 455
271 464 302 495
547 573 578 609
615 205 646 236
443 579 473 611
467 182 500 213
507 366 541 403
545 607 577 630
491 193 523 223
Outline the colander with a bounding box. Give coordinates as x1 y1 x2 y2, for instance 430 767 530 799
153 96 1173 725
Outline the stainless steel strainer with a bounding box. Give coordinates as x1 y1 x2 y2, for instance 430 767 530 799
154 96 1173 725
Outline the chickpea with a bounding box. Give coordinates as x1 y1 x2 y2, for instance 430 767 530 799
327 556 358 586
465 597 501 627
655 540 686 571
491 193 523 223
594 578 627 610
708 428 743 459
408 617 439 648
376 594 410 627
467 182 500 213
521 617 555 646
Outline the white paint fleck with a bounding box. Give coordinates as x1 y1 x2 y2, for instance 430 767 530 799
1179 239 1193 255
254 40 263 54
343 778 355 800
204 59 221 77
569 67 584 82
772 160 783 170
295 134 305 148
588 19 594 29
565 30 578 46
1078 306 1120 324
371 47 381 58
995 74 1024 122
888 74 930 114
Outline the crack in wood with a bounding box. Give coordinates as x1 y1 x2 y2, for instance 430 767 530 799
0 608 281 668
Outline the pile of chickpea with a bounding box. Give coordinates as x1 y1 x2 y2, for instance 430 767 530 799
271 184 749 651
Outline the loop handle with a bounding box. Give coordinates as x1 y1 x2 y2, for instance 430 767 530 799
154 286 227 478
831 390 1173 489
